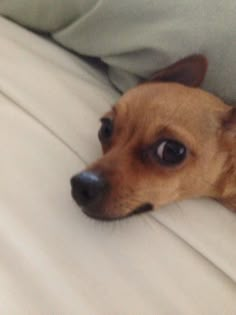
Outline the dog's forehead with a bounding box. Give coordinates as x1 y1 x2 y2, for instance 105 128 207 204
117 82 227 136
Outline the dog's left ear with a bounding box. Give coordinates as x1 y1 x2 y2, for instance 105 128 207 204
150 55 208 87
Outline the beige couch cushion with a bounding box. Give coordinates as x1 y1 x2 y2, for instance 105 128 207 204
0 17 235 314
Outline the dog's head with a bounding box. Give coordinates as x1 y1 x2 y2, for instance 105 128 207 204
71 55 236 220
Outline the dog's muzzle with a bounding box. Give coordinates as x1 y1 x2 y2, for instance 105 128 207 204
71 171 153 220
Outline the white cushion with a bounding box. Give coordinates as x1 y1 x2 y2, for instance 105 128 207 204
0 17 235 314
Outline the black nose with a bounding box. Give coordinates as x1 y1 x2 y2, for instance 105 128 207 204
71 171 108 207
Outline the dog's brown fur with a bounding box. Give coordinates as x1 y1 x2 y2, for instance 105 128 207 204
77 55 236 219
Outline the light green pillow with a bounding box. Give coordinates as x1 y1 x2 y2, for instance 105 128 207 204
1 0 235 103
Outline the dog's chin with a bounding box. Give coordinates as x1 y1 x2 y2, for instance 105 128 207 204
81 203 154 221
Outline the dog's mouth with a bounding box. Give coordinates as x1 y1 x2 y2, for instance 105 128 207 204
132 203 154 215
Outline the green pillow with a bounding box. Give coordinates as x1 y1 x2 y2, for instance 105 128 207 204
1 0 235 103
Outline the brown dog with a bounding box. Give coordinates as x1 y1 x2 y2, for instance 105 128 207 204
71 55 236 220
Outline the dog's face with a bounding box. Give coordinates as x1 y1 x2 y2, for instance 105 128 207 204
71 55 235 220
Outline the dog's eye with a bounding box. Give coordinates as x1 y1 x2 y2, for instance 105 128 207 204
98 118 113 143
155 139 186 166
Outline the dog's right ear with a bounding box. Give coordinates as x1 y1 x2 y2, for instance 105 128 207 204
150 55 208 87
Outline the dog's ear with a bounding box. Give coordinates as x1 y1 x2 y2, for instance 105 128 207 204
150 55 208 87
